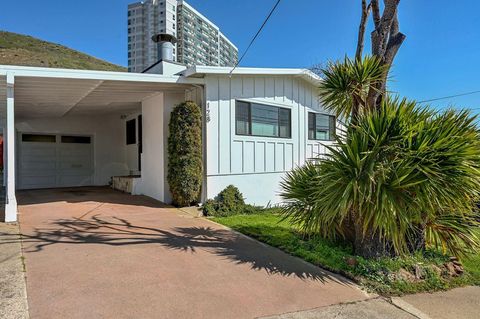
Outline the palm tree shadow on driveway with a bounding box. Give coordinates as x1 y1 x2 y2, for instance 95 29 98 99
9 214 354 286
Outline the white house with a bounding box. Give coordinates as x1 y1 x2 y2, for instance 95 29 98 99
0 57 336 222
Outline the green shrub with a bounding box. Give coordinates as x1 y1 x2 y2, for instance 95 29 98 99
281 97 480 258
167 101 202 207
203 185 263 217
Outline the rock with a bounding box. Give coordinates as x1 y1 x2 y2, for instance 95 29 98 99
444 261 464 277
431 265 443 277
395 268 417 282
454 263 464 275
414 264 426 280
345 257 358 267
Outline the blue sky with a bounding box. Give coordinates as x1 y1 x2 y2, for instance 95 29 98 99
1 0 480 110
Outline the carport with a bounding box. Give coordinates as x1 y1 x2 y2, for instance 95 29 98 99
0 65 204 222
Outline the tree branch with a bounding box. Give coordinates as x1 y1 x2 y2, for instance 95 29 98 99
355 0 372 60
371 0 400 57
371 0 381 29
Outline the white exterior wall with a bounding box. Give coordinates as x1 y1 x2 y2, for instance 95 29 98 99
204 75 333 205
15 114 129 186
137 93 165 200
136 92 184 203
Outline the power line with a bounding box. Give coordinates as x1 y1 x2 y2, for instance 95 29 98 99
418 90 480 103
229 0 282 76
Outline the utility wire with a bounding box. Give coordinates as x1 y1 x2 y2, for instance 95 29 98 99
229 0 282 76
418 90 480 103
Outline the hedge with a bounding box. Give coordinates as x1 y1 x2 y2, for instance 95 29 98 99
167 101 202 206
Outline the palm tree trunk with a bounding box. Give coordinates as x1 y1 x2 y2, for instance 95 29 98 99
352 210 393 258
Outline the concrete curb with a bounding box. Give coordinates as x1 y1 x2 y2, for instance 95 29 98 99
390 297 432 319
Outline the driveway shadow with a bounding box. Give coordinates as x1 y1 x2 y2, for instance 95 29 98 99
5 215 353 285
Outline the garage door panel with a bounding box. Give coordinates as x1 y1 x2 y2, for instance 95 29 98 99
20 160 57 170
58 147 92 156
20 169 57 176
21 146 56 157
19 133 94 189
58 164 93 171
57 169 93 177
20 176 58 189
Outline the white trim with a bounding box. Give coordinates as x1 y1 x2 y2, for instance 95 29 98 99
0 64 204 85
182 65 322 86
5 73 17 222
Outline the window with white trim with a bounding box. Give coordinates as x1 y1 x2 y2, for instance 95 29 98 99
308 113 336 141
235 101 291 138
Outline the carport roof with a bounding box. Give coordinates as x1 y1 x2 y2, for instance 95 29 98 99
0 65 204 119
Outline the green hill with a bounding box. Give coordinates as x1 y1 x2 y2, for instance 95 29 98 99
0 31 126 72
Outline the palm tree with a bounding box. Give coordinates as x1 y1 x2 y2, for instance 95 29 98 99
319 56 387 122
281 58 480 258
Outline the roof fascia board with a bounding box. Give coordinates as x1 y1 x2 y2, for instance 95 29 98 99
183 66 322 85
0 65 204 85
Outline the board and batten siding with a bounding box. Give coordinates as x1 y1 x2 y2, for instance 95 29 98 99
204 74 333 205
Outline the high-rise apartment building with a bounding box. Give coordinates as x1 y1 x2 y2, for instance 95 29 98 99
127 0 238 72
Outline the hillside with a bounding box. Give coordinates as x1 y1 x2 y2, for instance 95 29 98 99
0 31 126 72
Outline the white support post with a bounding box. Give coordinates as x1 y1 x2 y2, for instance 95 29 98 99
2 127 6 187
4 73 17 222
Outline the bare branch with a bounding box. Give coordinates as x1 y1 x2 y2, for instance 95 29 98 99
355 0 372 60
371 0 400 58
384 32 406 67
371 0 381 29
390 12 399 37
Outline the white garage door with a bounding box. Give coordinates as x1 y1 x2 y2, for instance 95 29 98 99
18 133 94 189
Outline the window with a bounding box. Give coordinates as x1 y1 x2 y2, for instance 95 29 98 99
235 101 291 138
308 113 336 141
61 136 91 144
126 119 136 145
22 134 56 143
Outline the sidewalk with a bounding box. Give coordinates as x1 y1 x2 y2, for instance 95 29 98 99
0 222 29 319
263 286 480 319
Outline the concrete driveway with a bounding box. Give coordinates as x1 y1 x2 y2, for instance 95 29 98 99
18 187 369 319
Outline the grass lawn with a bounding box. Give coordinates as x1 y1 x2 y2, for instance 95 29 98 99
212 213 480 295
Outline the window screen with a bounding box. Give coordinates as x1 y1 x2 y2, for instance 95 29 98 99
235 101 291 138
308 113 336 141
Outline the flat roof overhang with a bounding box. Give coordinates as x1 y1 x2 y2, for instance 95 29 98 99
183 65 323 86
0 65 204 119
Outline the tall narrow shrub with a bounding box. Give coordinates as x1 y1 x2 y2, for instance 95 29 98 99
167 101 202 206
